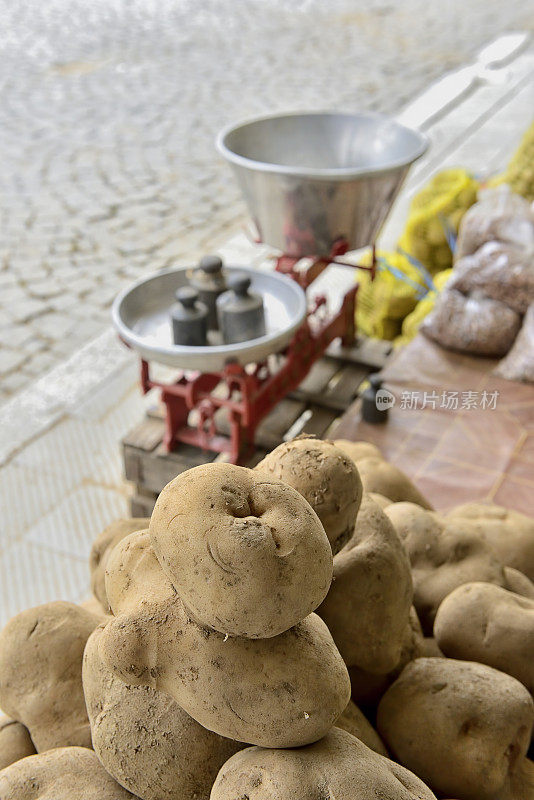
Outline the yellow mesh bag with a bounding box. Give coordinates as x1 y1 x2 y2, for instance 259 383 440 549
489 120 534 202
398 168 479 274
394 268 453 347
355 250 430 341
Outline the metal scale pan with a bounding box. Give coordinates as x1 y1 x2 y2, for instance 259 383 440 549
112 265 307 371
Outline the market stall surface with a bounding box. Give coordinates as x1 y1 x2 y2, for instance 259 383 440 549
335 335 534 516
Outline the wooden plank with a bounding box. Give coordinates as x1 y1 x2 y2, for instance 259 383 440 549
130 491 157 517
214 448 268 468
299 405 339 439
147 403 165 421
324 364 369 409
122 418 164 451
123 445 141 483
295 359 340 395
326 338 392 369
131 443 216 495
244 448 268 468
123 344 379 496
255 398 307 451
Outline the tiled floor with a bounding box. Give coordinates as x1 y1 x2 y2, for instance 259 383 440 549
0 41 533 627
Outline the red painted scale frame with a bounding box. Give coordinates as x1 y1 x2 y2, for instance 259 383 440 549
140 239 376 464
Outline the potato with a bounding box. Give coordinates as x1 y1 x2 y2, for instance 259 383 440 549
435 582 534 694
80 596 109 618
504 566 534 598
0 747 136 799
255 437 362 554
83 625 243 800
368 491 393 509
104 529 176 614
90 517 150 611
420 637 443 658
210 726 436 800
318 495 413 673
100 525 350 748
99 591 350 748
0 716 35 771
334 439 383 462
384 502 532 633
349 606 425 711
335 440 432 508
355 456 433 509
150 462 333 638
335 701 388 756
448 503 534 582
377 658 534 800
0 602 102 751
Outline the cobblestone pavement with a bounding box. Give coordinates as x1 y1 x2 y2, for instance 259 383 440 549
0 0 532 404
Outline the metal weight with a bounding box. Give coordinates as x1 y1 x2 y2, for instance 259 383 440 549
361 373 390 424
170 286 208 347
217 273 266 344
190 254 227 330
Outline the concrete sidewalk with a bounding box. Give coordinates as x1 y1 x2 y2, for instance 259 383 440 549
0 40 533 626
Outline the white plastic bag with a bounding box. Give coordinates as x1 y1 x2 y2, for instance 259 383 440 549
421 288 522 357
495 304 534 383
455 186 534 260
448 241 534 315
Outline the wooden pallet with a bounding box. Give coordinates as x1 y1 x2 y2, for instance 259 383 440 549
122 338 392 515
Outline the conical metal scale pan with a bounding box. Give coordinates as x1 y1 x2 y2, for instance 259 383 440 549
217 110 428 258
112 266 306 371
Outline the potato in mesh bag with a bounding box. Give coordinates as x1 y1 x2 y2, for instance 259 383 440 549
420 288 521 357
495 304 534 384
489 120 534 203
398 168 478 274
448 241 534 315
455 185 534 260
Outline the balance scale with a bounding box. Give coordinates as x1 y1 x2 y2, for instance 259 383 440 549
113 111 427 464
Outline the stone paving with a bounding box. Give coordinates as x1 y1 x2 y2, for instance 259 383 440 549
0 0 533 404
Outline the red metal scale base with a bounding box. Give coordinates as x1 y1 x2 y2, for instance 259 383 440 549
140 240 376 464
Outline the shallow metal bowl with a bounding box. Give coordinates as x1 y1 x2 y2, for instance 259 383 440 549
217 110 427 257
112 266 307 371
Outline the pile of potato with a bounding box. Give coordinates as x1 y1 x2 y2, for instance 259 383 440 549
1 436 534 799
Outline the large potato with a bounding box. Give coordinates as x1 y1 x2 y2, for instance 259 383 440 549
90 517 150 610
104 529 176 614
83 625 243 800
334 439 382 462
349 606 426 711
210 726 436 799
377 658 534 800
99 593 350 748
100 527 350 748
435 582 534 694
335 700 388 756
0 602 102 751
0 747 136 799
335 440 432 509
0 716 35 771
384 502 532 633
150 462 333 638
255 437 362 554
448 503 534 582
318 495 413 673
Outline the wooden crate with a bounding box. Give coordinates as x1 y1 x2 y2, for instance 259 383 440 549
123 338 392 515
